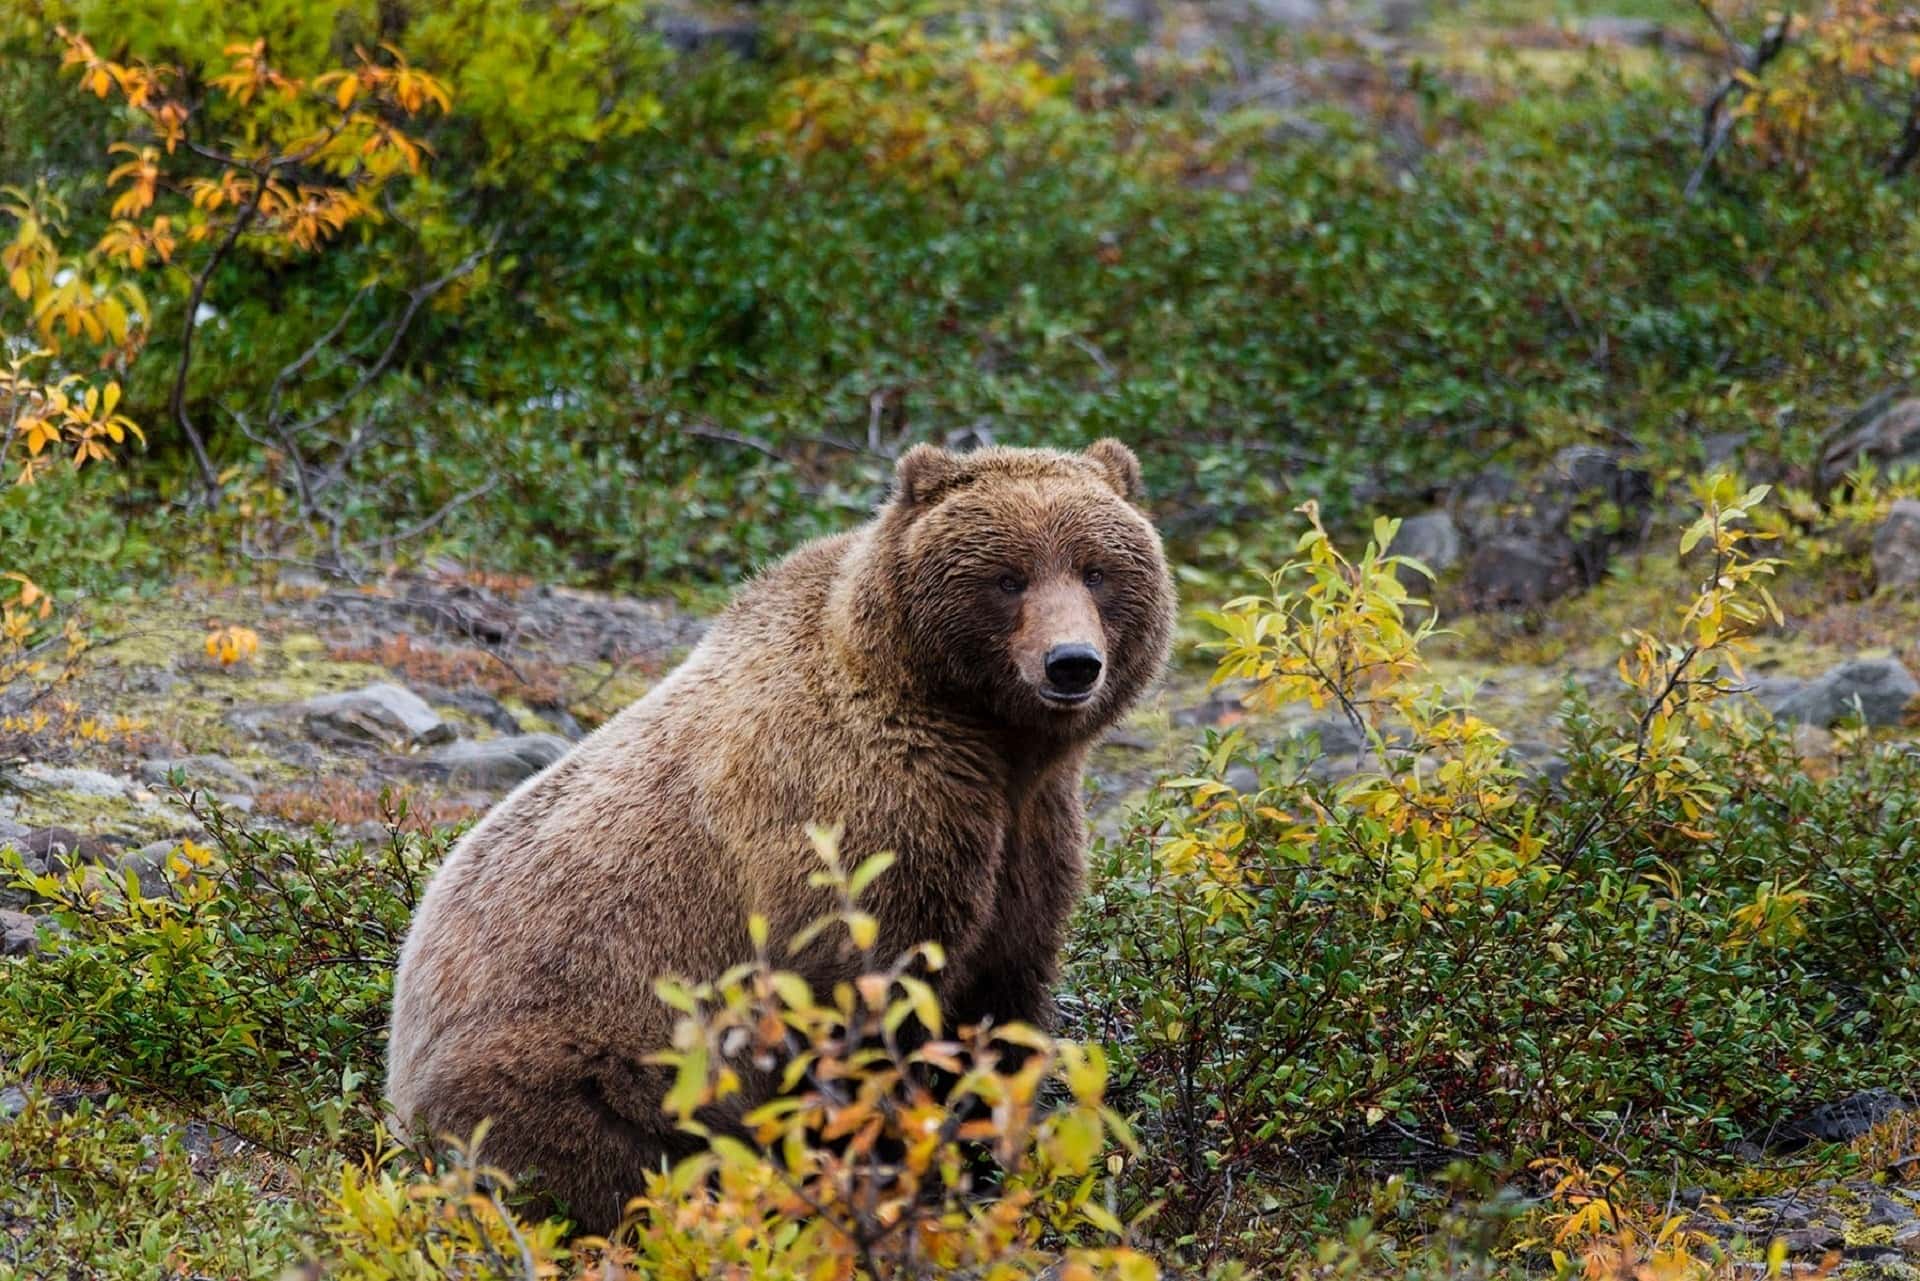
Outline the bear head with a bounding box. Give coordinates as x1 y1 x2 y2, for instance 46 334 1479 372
865 438 1175 738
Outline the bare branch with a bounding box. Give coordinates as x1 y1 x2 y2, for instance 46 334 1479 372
343 478 499 554
281 231 498 443
1686 7 1797 199
171 168 269 497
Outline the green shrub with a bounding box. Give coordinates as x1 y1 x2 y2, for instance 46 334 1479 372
0 798 437 1139
1069 489 1920 1261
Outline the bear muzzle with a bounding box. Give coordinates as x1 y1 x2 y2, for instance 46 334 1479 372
1040 642 1104 705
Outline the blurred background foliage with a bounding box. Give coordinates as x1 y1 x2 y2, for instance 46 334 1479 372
3 0 1918 602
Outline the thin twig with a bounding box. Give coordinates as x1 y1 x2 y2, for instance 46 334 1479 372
171 171 269 497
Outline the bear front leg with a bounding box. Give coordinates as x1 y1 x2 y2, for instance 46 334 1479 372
943 773 1085 1037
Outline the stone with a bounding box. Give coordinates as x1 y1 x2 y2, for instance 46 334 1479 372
1225 763 1260 793
1786 1089 1916 1143
1895 1222 1920 1254
1749 1195 1822 1231
1874 499 1920 593
1508 739 1569 787
653 9 760 58
1389 510 1463 584
139 755 259 796
1865 1190 1917 1230
1101 727 1157 752
6 765 132 798
0 826 119 909
1822 394 1920 488
303 683 454 749
1767 660 1920 728
1289 716 1366 757
1462 533 1579 610
1452 466 1517 545
1247 0 1322 24
112 841 181 901
1778 1227 1845 1257
1 908 37 956
1172 687 1245 728
0 1086 25 1119
1577 15 1668 46
420 686 524 737
415 734 570 788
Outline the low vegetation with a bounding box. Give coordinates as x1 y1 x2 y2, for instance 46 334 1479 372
5 0 1920 1276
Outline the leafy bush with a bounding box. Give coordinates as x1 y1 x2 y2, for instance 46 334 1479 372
1071 484 1920 1262
0 798 434 1138
7 1 1920 592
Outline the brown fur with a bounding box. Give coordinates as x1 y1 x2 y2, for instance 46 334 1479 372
385 440 1175 1232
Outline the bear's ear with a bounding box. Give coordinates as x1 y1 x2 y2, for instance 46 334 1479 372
1085 438 1144 501
892 444 963 509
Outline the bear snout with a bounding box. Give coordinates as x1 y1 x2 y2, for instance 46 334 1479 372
1042 643 1104 702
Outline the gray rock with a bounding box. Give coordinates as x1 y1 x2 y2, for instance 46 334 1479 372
1389 511 1462 584
1 909 37 956
1289 716 1367 757
1896 1222 1920 1254
1777 1226 1845 1257
0 1086 25 1119
1224 763 1260 793
5 765 133 798
303 683 454 749
1508 739 1569 787
653 9 760 58
1865 1190 1917 1230
1768 660 1920 727
1822 394 1920 487
415 734 570 788
112 842 180 901
1172 688 1245 728
419 686 523 736
1100 727 1157 752
1790 1090 1916 1142
139 755 258 796
1577 15 1668 46
1247 0 1322 24
1749 1195 1823 1231
0 827 118 909
1462 533 1580 609
1452 466 1517 545
1874 499 1920 593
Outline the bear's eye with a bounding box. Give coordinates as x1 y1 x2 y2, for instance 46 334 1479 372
1083 568 1105 589
997 573 1026 595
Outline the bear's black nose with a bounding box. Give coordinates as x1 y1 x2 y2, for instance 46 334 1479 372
1044 643 1104 695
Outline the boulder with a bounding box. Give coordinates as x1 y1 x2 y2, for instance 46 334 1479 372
1821 394 1920 488
1388 510 1462 585
415 734 571 788
652 9 759 58
1766 659 1919 727
111 841 181 901
1576 15 1669 46
303 683 454 749
4 765 133 798
138 755 259 796
1172 687 1246 728
1 908 37 957
1783 1089 1916 1144
1462 533 1579 610
0 827 117 910
1873 498 1920 593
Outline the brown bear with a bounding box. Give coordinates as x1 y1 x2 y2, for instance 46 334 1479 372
385 439 1174 1232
